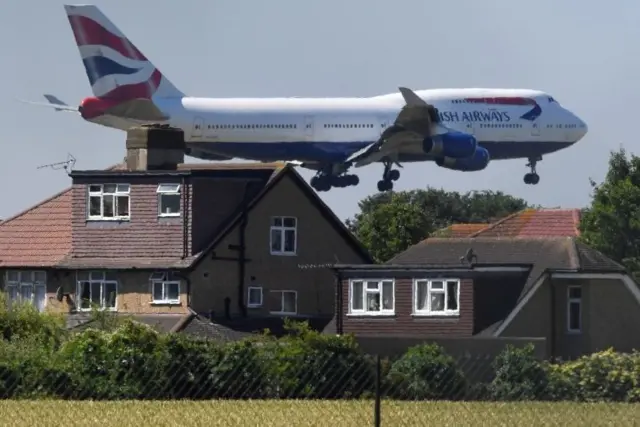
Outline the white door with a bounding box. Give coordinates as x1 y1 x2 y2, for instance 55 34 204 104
465 121 474 135
304 115 314 139
192 117 204 138
531 121 540 136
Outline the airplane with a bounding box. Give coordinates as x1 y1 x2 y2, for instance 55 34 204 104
20 4 588 192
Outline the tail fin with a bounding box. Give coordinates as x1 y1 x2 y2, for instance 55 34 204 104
63 4 185 100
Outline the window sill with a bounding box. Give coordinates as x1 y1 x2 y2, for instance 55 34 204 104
412 312 460 318
346 312 395 318
566 330 582 335
247 304 262 309
270 252 297 257
269 311 298 316
86 218 130 222
150 301 181 306
76 308 118 312
158 214 181 219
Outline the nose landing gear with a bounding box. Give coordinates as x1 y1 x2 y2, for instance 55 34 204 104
524 157 541 185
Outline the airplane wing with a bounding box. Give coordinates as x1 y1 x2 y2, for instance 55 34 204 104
346 86 442 168
16 95 79 113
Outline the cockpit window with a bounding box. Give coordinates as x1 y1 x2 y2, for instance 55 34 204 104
547 96 556 103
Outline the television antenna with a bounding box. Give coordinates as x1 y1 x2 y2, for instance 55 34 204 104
36 153 76 173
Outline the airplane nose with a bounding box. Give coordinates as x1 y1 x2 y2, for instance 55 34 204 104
576 115 588 140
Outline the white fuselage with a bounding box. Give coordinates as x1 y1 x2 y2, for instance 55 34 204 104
92 88 587 164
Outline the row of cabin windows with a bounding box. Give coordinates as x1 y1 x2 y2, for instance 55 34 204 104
479 123 523 129
323 124 375 129
546 124 581 129
87 184 181 220
206 124 297 130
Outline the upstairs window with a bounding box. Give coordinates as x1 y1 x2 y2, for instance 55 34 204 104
5 270 47 312
414 279 460 316
349 280 394 315
76 271 118 311
157 184 181 217
88 184 130 220
270 216 297 255
150 271 180 304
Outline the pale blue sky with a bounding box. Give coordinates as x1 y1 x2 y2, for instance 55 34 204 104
2 0 638 221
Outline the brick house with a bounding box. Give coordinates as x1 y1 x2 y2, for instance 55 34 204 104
0 128 371 337
330 208 640 360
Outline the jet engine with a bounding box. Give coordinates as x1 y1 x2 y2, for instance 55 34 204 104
423 131 477 159
436 146 490 172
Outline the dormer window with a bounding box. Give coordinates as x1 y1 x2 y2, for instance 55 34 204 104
157 184 181 217
88 184 130 220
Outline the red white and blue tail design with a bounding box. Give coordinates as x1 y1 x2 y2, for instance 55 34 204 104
64 4 184 101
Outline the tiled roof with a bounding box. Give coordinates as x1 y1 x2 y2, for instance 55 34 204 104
0 189 73 267
468 208 581 238
432 223 489 238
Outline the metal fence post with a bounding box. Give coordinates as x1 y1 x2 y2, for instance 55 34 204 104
374 354 381 427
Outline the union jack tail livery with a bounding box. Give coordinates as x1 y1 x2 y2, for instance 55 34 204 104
64 4 184 101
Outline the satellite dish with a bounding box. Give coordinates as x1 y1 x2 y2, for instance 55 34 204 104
55 287 64 302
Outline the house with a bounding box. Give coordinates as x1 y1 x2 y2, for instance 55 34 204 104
331 208 640 360
0 127 371 337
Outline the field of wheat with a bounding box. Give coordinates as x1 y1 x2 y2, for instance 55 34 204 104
1 400 638 426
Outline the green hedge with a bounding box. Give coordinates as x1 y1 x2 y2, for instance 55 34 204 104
1 302 640 401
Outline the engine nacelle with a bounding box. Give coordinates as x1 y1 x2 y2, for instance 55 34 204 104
436 146 490 172
423 131 477 159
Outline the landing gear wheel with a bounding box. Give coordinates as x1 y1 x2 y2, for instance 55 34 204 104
388 169 400 181
523 173 540 185
310 176 331 192
377 179 393 192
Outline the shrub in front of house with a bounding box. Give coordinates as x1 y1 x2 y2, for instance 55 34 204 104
259 320 375 399
385 343 466 400
487 343 550 401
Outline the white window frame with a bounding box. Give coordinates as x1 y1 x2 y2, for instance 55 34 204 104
157 183 181 217
348 279 395 316
76 271 118 311
269 290 297 315
87 183 131 221
270 216 297 256
567 285 582 333
247 286 263 308
413 278 461 316
4 270 47 312
149 271 181 305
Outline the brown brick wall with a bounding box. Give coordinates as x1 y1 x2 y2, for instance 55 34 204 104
71 176 186 258
189 174 368 318
340 277 474 336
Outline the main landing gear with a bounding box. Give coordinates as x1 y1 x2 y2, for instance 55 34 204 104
310 173 359 192
524 157 541 185
377 161 401 192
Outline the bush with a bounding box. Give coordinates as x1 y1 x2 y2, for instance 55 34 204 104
488 343 549 401
547 349 640 402
260 320 375 399
385 343 466 400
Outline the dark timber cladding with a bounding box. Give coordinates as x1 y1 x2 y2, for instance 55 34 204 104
332 263 531 337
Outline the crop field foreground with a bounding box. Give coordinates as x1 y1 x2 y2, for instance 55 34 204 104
1 400 639 427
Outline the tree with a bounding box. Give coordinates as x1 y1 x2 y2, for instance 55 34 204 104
347 188 529 262
579 148 640 278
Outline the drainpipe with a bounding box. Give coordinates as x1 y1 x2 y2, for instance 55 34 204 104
181 175 189 259
237 184 251 318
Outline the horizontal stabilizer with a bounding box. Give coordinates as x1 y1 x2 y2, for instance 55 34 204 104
16 96 78 113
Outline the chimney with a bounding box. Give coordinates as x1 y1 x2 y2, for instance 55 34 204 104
125 126 186 171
